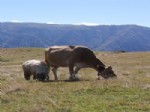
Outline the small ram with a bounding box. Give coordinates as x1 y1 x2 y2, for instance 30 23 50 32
22 60 50 81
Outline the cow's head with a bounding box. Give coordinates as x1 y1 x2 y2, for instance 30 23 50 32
97 65 117 79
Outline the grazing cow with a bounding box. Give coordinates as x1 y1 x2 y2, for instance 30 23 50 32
45 45 116 80
22 60 50 81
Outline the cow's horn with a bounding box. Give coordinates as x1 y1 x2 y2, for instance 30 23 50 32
97 65 100 68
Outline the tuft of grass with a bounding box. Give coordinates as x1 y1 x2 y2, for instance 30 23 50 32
0 48 45 65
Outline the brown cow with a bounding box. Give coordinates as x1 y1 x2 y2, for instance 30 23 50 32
45 45 116 80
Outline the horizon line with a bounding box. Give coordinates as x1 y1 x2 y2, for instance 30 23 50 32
0 21 149 28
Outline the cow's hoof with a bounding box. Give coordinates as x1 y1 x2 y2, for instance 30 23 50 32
97 77 100 80
69 77 80 81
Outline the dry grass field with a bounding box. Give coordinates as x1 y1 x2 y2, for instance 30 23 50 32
0 48 150 112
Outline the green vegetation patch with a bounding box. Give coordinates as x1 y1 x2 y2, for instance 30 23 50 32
1 81 150 112
0 48 150 112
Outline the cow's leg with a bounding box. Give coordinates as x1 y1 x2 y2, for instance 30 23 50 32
52 67 58 80
69 65 80 80
69 64 75 80
72 67 80 80
74 67 80 74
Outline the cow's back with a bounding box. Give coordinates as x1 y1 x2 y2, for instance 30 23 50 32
45 46 75 66
70 46 98 65
45 45 99 67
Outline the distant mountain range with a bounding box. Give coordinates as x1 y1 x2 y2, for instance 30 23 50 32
0 22 150 52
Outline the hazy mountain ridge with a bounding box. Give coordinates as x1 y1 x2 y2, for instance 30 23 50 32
0 22 150 51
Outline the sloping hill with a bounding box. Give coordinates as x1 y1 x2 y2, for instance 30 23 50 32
0 22 150 51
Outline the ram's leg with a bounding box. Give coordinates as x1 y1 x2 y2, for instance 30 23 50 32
45 73 49 81
33 73 36 80
23 70 30 80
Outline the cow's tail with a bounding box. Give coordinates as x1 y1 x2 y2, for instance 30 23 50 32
45 48 50 66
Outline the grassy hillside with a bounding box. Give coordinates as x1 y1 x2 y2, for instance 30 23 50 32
1 22 150 52
0 48 150 112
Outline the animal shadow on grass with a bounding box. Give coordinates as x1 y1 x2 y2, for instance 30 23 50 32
38 79 109 95
42 78 91 83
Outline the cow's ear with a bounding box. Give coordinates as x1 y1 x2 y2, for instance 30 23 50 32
108 65 112 69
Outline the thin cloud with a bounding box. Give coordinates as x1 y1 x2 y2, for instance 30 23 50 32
74 22 100 26
46 22 100 26
46 21 56 24
10 20 22 23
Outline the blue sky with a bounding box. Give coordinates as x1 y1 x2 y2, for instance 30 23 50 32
0 0 150 27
